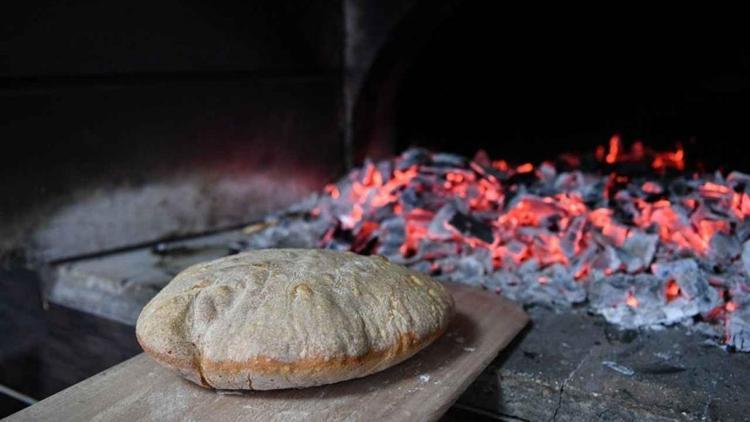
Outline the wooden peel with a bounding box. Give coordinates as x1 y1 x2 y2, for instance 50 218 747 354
8 283 528 422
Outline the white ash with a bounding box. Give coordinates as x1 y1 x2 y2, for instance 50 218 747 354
240 147 750 352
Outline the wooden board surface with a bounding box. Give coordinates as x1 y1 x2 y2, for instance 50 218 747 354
7 283 528 422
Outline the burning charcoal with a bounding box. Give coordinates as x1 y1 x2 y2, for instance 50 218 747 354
432 256 460 281
467 247 494 274
447 212 494 244
472 210 503 224
726 302 750 351
472 149 492 167
688 320 724 340
398 187 423 210
619 231 658 273
569 243 597 281
407 260 436 275
376 160 393 181
651 259 720 314
250 142 750 352
589 275 652 308
735 218 750 243
325 239 354 251
350 221 380 254
589 245 622 279
398 148 432 169
545 263 586 304
484 270 523 299
245 218 326 250
667 178 692 197
727 170 750 187
506 170 537 186
284 194 322 215
469 160 505 183
427 203 457 240
518 257 540 273
369 203 397 221
377 217 405 247
376 216 406 260
560 216 586 259
708 232 741 265
615 193 643 221
580 177 608 207
442 255 487 286
415 239 458 261
617 249 640 275
516 264 585 306
431 152 467 168
554 171 585 192
589 274 680 328
499 239 529 269
515 226 545 243
538 162 556 182
529 235 567 267
742 240 750 278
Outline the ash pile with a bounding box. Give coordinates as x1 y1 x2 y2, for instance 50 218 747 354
240 138 750 352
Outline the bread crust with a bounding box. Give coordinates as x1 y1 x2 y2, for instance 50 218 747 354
138 326 447 390
136 249 454 390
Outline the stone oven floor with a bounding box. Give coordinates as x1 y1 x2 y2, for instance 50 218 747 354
42 227 750 421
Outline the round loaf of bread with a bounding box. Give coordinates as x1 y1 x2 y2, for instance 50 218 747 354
135 248 454 390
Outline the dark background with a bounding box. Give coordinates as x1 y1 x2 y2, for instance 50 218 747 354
395 6 750 169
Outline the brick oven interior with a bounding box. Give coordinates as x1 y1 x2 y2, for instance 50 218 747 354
2 2 750 420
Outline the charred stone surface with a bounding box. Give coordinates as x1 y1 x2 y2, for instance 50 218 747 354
457 306 750 422
0 267 141 418
1 1 345 263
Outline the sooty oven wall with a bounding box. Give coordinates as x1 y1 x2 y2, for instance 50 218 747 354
0 1 343 263
354 4 750 171
0 1 344 414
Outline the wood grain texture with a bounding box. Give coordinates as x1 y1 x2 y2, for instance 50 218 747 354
6 283 527 422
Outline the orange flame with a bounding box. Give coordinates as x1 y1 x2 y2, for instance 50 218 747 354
652 143 685 171
605 135 620 164
641 181 662 194
492 160 509 171
516 163 534 174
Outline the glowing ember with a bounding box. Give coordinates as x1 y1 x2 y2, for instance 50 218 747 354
665 279 680 302
651 144 685 172
605 135 620 164
626 291 640 308
641 181 662 194
594 137 686 172
492 159 509 171
516 163 534 174
249 136 750 352
324 184 340 199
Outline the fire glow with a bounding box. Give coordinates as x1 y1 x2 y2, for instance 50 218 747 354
276 137 750 351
